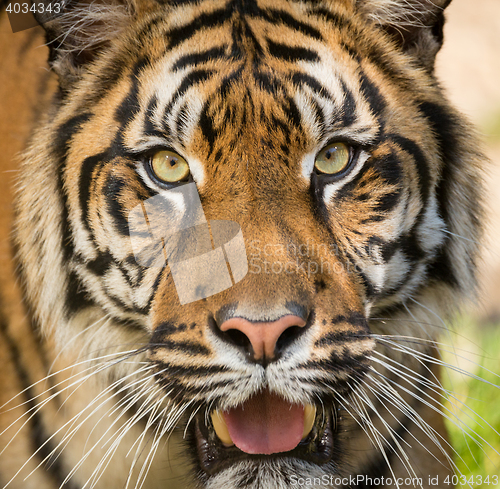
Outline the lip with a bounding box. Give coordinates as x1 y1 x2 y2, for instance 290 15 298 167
194 404 336 475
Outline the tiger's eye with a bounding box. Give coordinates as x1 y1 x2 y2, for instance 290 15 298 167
150 150 190 183
314 142 351 175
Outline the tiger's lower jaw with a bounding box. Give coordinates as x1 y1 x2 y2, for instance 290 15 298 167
193 403 336 476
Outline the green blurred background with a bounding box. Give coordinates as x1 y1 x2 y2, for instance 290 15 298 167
441 317 500 485
436 0 500 483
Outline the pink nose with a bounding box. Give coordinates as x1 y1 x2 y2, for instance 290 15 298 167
220 315 307 361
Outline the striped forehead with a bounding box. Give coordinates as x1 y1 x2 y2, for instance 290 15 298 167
126 33 379 145
116 0 390 190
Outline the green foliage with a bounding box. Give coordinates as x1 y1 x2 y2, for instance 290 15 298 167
441 317 500 486
482 111 500 143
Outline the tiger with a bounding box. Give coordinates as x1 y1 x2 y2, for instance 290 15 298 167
0 0 488 487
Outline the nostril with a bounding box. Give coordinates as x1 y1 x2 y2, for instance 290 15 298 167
275 325 305 356
216 314 309 364
224 328 252 352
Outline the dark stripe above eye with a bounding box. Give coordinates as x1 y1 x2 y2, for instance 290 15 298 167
340 78 357 127
172 46 229 71
264 8 323 41
166 8 233 50
266 40 320 62
291 72 330 96
162 69 215 124
359 71 387 123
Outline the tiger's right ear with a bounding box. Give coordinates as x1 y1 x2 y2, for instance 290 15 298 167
34 0 137 91
355 0 453 72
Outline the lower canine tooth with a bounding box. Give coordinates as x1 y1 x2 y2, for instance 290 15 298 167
302 405 317 440
211 410 234 447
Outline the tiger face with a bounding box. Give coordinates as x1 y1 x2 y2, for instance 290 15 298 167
10 0 483 487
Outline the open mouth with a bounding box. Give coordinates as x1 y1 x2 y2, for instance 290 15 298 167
194 389 336 475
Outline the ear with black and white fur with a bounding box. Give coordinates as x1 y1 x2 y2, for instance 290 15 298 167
356 0 452 72
34 0 137 90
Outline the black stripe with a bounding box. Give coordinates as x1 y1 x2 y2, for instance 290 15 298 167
167 8 233 50
332 161 372 201
389 134 430 204
311 7 349 30
104 289 149 316
162 69 214 125
218 64 245 99
154 375 230 400
359 71 386 138
371 150 403 187
66 270 94 314
340 78 357 127
266 40 320 63
265 8 323 41
254 70 285 95
310 96 326 131
380 238 400 263
152 361 226 377
291 71 330 96
304 353 370 383
85 251 114 277
152 340 210 356
153 322 187 336
426 243 459 288
104 175 133 237
172 46 228 71
331 312 367 327
416 101 458 227
373 190 402 214
168 0 204 5
357 268 378 298
340 40 360 60
174 101 188 137
78 152 108 237
199 101 218 154
143 269 165 312
315 330 369 347
53 113 93 262
144 95 160 137
114 69 142 125
231 0 260 16
400 231 425 263
416 102 466 288
77 42 150 107
231 17 263 59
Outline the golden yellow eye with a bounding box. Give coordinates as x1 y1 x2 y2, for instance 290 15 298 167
314 142 351 175
150 150 190 183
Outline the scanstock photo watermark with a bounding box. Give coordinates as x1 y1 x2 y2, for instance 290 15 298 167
128 182 248 305
248 238 363 278
289 474 500 487
127 182 364 305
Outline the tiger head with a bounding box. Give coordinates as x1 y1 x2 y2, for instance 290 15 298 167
15 0 483 487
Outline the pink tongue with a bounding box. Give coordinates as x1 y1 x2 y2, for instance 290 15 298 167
223 390 304 455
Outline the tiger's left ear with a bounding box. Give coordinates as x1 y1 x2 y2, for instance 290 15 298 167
34 0 138 91
356 0 452 72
